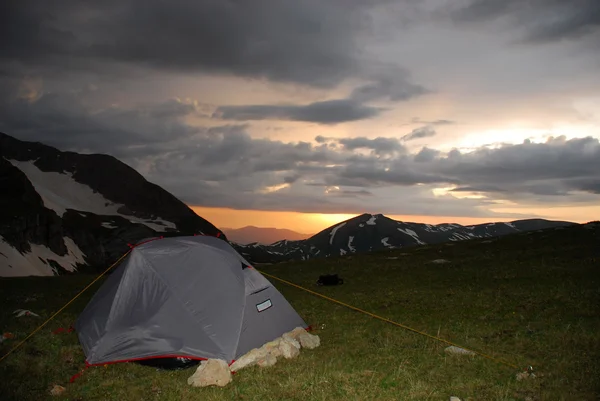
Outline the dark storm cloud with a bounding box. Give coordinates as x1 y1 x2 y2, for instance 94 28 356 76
214 99 383 124
0 0 394 87
0 91 201 155
430 136 600 199
525 1 600 43
349 69 430 102
325 188 374 198
414 147 441 162
401 126 436 141
6 86 598 206
451 185 506 193
448 0 600 44
565 178 600 194
2 82 599 213
334 162 457 188
338 137 406 155
213 68 429 124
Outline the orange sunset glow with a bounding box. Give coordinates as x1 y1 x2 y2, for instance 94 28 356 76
190 206 525 234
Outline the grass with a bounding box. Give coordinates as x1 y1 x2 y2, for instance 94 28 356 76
1 224 599 400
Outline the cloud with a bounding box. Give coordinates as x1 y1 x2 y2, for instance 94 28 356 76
0 0 397 88
402 126 436 141
214 99 383 124
451 185 507 193
447 0 600 44
414 147 441 162
213 68 428 125
337 137 406 155
349 68 430 102
411 118 456 126
0 91 201 155
2 83 599 217
428 136 600 200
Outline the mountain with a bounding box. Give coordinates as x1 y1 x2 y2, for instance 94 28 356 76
233 213 576 263
222 226 312 245
0 132 224 277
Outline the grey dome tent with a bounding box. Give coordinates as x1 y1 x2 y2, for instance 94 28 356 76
74 235 307 368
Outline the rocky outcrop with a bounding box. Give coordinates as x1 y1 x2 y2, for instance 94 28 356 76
0 132 225 275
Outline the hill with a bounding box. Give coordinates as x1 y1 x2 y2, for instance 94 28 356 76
0 132 223 276
0 221 598 400
222 226 312 245
234 213 575 263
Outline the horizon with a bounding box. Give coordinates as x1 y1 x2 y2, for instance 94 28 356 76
1 1 599 230
190 206 585 235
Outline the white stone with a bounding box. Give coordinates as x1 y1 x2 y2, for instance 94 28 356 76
444 346 475 356
187 359 232 387
279 338 300 359
297 331 321 349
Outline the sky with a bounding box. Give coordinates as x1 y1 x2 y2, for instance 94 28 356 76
1 0 599 233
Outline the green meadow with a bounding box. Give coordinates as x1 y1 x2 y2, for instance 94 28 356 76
1 223 598 400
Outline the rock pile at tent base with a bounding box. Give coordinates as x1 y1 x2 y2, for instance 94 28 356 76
188 327 320 387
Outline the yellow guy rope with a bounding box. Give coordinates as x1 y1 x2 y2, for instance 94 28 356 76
258 270 521 371
0 250 132 364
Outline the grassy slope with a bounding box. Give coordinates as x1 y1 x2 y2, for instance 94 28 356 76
0 224 598 400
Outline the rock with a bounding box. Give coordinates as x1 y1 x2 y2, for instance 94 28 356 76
286 327 308 341
50 385 66 396
187 359 232 387
229 348 265 372
284 327 320 349
279 338 300 359
281 332 301 349
431 259 450 264
516 371 536 381
230 327 320 372
257 353 278 367
296 331 320 349
263 338 283 357
449 397 461 401
444 346 475 356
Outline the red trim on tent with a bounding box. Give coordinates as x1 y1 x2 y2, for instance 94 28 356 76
130 236 164 248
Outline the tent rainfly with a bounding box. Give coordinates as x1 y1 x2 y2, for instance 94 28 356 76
75 235 307 368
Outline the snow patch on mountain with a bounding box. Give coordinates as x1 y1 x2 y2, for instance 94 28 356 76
340 248 347 256
0 236 86 277
366 215 377 225
381 237 391 247
348 236 356 252
423 224 437 233
329 222 346 245
504 222 516 229
397 228 426 245
8 159 176 232
449 232 478 241
101 222 118 229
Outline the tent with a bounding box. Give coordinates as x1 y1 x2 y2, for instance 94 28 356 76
74 235 307 368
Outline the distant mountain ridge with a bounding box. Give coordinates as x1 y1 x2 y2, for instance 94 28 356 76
222 226 312 245
0 132 223 276
233 213 576 263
